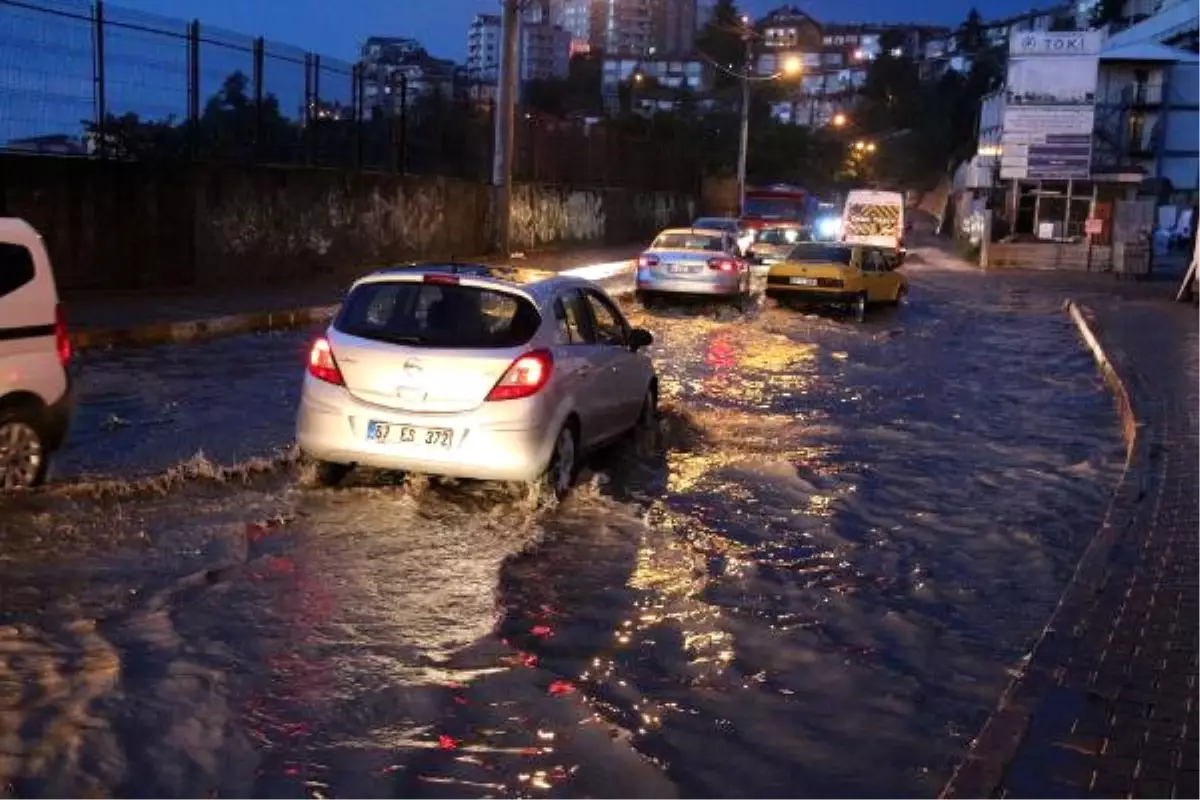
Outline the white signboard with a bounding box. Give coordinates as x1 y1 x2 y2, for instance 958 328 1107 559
1009 31 1104 57
1000 31 1101 180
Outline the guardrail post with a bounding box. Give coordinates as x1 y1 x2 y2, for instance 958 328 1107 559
352 64 363 169
252 36 264 159
188 19 200 159
93 1 107 159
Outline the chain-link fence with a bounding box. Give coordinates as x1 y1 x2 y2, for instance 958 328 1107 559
0 0 699 191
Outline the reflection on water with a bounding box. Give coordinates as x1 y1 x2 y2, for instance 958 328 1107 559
0 267 1122 797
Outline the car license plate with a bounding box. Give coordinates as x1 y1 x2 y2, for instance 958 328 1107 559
367 421 453 449
668 263 697 274
789 277 817 286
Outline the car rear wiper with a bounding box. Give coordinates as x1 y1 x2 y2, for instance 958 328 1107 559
383 334 428 345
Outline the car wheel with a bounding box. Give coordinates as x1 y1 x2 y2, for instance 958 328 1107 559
314 460 352 487
0 411 48 490
541 423 578 501
637 290 656 309
852 292 867 322
632 385 658 456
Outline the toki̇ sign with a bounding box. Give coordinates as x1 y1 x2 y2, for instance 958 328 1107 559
1009 31 1104 57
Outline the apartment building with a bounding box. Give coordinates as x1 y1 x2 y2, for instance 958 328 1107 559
552 0 698 56
466 12 572 87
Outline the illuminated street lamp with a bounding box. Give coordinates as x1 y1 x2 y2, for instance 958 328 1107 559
866 141 877 152
735 51 803 214
854 140 866 151
832 112 848 127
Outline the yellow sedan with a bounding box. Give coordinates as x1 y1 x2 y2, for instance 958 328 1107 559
765 243 907 321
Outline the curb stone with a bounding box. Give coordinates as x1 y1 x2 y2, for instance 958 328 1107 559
939 299 1145 798
69 263 635 351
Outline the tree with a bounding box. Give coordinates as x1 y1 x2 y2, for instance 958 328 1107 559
198 70 296 162
957 8 985 54
84 112 187 160
696 0 746 90
1091 0 1126 29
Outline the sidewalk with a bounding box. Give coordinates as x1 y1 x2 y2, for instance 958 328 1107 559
62 244 641 349
943 279 1199 797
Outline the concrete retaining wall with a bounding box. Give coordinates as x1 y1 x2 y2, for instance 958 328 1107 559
0 154 693 291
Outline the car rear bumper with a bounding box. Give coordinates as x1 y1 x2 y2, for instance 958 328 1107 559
637 270 745 296
766 287 860 304
295 377 555 482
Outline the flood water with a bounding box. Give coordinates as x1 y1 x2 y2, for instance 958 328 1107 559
0 255 1123 797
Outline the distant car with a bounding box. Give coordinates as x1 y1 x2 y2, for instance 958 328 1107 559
295 264 657 498
747 224 810 265
0 218 74 489
765 242 907 321
691 217 755 255
636 228 752 308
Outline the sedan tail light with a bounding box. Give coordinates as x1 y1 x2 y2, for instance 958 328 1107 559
54 303 71 366
486 349 554 402
638 254 660 268
308 336 345 385
708 257 739 272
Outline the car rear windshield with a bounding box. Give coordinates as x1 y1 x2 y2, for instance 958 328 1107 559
335 280 541 349
789 244 853 264
653 232 724 251
756 227 807 245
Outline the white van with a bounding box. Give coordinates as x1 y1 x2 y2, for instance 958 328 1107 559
841 190 907 255
0 218 74 488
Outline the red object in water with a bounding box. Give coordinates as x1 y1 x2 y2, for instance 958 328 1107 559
530 625 553 637
548 680 576 696
438 734 460 750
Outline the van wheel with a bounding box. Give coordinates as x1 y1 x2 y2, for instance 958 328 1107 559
0 411 48 490
314 460 352 487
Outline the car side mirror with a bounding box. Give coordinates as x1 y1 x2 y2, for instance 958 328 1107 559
628 327 653 352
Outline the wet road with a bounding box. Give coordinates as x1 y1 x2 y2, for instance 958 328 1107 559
0 252 1123 798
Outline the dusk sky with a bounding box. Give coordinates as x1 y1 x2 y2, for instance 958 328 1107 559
112 0 1049 62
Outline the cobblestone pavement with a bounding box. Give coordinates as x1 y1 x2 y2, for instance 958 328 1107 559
944 281 1199 798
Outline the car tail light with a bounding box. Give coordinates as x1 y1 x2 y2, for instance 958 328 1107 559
486 349 553 402
308 336 344 385
708 257 738 272
54 303 71 366
638 254 660 268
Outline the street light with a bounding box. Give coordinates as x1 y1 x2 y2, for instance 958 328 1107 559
734 51 803 215
832 112 847 127
866 142 876 153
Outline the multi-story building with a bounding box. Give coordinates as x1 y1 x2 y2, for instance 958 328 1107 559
600 54 710 113
552 0 695 57
360 37 459 115
751 7 949 127
466 12 572 88
654 0 699 56
920 5 1072 82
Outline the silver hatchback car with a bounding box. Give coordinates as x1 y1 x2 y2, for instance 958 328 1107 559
635 228 752 307
296 264 658 496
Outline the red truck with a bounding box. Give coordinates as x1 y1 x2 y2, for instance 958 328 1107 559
738 185 814 233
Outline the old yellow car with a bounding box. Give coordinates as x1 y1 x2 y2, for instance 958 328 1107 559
765 242 907 321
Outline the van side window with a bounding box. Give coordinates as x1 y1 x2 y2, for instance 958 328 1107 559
0 243 35 299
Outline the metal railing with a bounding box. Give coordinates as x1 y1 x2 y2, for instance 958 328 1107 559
0 0 698 189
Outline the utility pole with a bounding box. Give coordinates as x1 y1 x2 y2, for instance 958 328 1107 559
492 0 522 255
735 33 752 216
